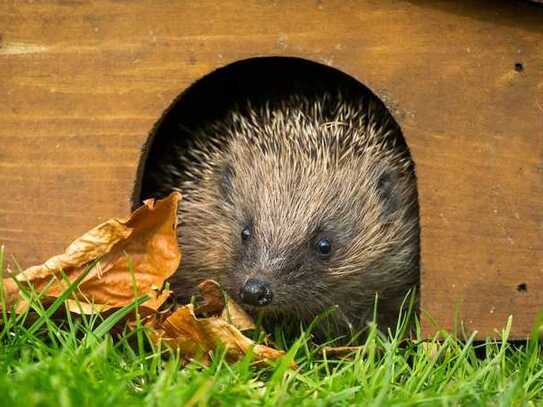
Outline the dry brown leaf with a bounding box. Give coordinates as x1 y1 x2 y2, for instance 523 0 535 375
195 280 255 331
2 192 181 313
148 304 286 365
147 279 290 366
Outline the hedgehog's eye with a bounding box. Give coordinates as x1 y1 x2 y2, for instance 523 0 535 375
316 238 332 257
241 226 251 241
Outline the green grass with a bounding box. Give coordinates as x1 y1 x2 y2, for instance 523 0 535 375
1 253 543 406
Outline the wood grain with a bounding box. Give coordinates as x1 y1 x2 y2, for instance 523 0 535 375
1 0 542 338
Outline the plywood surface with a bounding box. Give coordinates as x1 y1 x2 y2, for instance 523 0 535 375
1 0 542 338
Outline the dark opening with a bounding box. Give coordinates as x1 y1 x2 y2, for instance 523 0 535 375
517 283 528 292
132 57 413 207
514 62 524 72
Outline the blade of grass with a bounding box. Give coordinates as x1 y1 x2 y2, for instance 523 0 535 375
92 294 150 339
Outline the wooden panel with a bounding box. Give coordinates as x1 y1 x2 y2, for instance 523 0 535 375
0 0 542 338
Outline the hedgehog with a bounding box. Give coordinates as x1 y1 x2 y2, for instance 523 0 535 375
149 91 420 338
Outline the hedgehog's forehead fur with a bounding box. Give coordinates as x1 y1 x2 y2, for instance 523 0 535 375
224 114 411 249
179 92 415 253
169 92 419 332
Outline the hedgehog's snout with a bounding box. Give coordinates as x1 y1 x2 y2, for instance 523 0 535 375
239 278 273 307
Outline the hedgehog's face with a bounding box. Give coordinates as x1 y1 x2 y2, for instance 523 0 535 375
213 146 419 330
172 96 420 334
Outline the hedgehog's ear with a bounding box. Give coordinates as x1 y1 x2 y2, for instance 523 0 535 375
218 163 235 203
377 170 400 218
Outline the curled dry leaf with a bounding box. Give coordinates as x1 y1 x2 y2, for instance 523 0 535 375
195 280 255 331
148 305 286 365
148 279 289 366
2 192 181 313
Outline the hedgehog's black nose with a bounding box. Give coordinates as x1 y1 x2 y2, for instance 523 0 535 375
240 278 273 306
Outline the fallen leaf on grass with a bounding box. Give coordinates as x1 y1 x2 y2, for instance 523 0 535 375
195 280 255 331
2 192 181 313
148 279 289 366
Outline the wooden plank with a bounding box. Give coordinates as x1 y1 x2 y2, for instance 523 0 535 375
0 0 542 338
